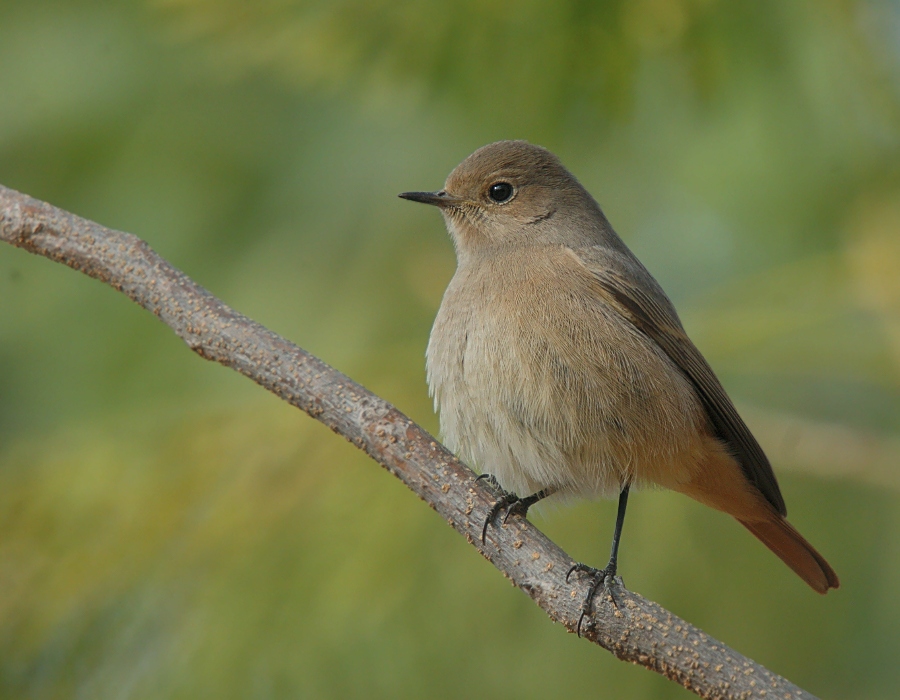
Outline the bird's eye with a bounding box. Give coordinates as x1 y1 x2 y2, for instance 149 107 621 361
488 182 514 203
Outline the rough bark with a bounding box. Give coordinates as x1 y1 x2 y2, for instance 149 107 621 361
0 184 818 700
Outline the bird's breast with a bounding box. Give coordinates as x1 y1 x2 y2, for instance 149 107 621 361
426 248 708 499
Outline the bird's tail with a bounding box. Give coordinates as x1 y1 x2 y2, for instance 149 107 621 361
738 515 839 594
673 444 839 593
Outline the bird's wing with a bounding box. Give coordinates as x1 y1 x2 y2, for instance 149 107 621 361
571 247 786 515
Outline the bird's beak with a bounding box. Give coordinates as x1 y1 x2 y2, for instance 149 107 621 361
398 190 461 208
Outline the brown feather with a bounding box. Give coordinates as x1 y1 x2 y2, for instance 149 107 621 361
673 445 839 592
583 263 787 516
412 140 837 593
739 517 840 593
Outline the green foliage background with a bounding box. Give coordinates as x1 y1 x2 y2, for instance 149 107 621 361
2 0 899 697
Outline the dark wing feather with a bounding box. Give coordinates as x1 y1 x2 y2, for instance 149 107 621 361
583 260 787 516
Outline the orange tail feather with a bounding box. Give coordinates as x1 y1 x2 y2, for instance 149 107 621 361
739 516 840 593
674 445 839 593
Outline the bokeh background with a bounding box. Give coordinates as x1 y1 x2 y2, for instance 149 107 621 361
1 0 899 697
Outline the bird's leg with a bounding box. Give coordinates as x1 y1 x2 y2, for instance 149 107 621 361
566 483 631 637
476 474 556 543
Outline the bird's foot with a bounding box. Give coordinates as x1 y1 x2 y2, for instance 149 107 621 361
476 475 534 543
566 562 623 637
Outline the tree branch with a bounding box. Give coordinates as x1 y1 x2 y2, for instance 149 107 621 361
0 183 818 700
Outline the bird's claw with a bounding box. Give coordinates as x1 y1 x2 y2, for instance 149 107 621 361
474 473 502 490
566 562 622 637
476 476 551 543
477 474 531 543
480 491 524 543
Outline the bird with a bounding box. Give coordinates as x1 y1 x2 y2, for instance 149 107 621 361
399 140 839 631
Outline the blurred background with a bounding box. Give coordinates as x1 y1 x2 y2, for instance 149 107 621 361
1 0 899 697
